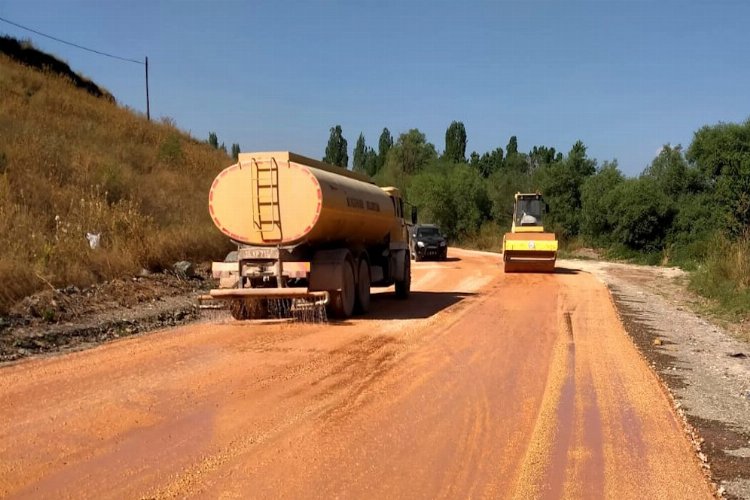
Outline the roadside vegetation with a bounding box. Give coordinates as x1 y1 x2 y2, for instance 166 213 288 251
0 45 233 313
328 118 750 317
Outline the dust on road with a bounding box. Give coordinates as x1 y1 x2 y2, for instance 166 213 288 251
0 249 714 498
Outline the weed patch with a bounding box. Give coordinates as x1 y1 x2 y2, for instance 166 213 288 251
690 232 750 318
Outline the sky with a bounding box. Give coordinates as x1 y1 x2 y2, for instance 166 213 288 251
1 0 749 176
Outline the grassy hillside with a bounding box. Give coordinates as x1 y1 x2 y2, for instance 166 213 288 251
0 50 232 313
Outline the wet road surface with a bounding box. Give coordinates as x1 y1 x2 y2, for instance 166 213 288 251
0 249 713 498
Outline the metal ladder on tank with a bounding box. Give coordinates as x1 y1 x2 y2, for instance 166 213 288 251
249 157 283 242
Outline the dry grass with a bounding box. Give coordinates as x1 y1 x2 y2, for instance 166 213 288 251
690 231 750 319
459 221 505 253
0 54 232 313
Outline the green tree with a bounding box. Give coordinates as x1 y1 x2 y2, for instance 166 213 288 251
503 136 528 174
638 144 716 262
364 148 379 177
567 140 596 178
208 132 218 149
353 133 367 173
472 147 504 178
643 145 688 195
410 163 489 240
443 121 467 163
533 141 596 237
469 151 480 167
487 168 533 227
377 127 393 172
580 161 624 245
506 136 518 156
323 125 348 168
529 145 558 171
666 192 718 263
607 177 675 252
231 143 241 162
385 129 437 176
534 161 580 236
686 119 750 236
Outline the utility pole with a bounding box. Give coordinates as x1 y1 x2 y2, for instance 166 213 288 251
145 56 150 121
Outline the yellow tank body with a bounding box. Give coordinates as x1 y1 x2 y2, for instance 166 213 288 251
209 151 396 247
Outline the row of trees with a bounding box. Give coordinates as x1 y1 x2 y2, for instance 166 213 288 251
322 119 750 268
208 132 241 161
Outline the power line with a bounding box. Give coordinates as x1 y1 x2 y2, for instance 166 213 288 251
0 15 143 65
0 14 151 120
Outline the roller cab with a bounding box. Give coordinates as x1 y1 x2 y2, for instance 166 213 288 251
503 193 558 273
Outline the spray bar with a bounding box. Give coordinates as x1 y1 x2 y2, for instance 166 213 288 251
209 288 329 303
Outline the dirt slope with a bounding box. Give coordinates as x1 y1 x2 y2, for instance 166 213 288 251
0 249 714 498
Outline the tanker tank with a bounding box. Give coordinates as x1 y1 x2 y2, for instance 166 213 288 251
209 151 395 247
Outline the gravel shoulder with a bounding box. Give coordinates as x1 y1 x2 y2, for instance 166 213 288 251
563 258 750 499
0 267 211 363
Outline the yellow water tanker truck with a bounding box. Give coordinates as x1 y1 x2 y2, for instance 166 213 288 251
207 151 414 319
502 192 558 272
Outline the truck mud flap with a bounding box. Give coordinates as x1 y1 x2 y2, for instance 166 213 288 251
308 249 351 291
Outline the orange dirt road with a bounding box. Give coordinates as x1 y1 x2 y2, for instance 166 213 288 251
0 249 713 499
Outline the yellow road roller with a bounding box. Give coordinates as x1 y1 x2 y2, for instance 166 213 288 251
502 192 558 272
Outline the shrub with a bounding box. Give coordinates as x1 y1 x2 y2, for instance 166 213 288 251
690 231 750 316
606 177 675 252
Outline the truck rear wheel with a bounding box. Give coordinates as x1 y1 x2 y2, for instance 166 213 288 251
395 253 411 299
354 258 371 314
330 258 356 318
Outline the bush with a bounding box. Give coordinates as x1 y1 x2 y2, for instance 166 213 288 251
690 232 750 316
606 177 675 252
665 193 718 265
158 133 184 166
580 162 623 246
409 163 489 241
459 221 504 253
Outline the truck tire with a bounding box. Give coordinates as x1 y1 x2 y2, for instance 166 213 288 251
354 258 371 314
330 258 356 318
394 252 411 299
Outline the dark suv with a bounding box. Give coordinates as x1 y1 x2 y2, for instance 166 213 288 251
410 224 448 261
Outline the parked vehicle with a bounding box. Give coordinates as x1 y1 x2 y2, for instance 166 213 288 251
410 224 448 261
